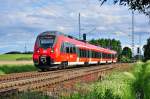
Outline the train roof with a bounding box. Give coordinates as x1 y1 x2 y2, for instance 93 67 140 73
38 31 79 39
39 31 63 36
38 31 117 54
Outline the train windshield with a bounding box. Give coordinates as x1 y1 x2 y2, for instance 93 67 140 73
39 36 55 49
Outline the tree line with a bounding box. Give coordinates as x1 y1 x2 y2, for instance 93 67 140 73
89 38 132 62
89 38 122 54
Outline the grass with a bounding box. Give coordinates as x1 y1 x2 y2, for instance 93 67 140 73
0 64 37 75
3 62 150 99
64 61 150 99
64 70 135 99
132 61 150 99
0 54 32 61
3 91 51 99
63 62 150 99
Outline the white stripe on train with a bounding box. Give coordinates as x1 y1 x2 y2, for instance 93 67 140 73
53 61 116 65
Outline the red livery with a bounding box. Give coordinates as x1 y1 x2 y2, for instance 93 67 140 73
33 31 117 71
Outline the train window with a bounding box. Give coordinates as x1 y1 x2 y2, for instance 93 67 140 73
79 49 88 58
96 52 98 58
95 52 97 58
109 54 111 58
60 42 65 53
102 53 104 58
66 47 70 53
70 47 73 53
99 52 102 58
62 42 76 54
82 49 85 57
98 52 100 58
93 51 95 58
97 52 99 58
87 50 90 58
107 54 109 58
70 44 76 54
82 49 84 57
84 50 86 57
79 49 82 57
72 47 76 53
103 53 106 58
92 51 94 58
80 49 82 57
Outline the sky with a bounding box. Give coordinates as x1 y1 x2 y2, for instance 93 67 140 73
0 0 150 54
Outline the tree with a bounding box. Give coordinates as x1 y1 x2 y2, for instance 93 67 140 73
120 47 132 62
143 37 150 61
121 47 132 59
89 38 122 55
99 0 150 17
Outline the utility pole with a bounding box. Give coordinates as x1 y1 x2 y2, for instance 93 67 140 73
138 33 142 60
79 13 81 40
24 43 27 53
132 10 135 60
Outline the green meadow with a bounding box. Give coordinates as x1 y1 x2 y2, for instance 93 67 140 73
0 54 35 75
0 54 32 61
0 64 37 75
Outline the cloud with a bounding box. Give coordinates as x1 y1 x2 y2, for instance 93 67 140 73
0 0 149 54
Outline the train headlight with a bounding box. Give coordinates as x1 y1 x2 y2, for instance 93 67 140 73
36 49 40 53
51 49 54 53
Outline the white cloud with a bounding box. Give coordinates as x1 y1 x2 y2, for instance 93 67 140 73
0 0 149 53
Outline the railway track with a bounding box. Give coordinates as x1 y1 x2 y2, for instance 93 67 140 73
0 63 131 97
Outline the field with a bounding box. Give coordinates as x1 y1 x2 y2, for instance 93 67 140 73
0 64 37 75
0 54 32 61
0 54 35 75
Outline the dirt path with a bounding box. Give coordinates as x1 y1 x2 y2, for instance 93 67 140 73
0 60 33 65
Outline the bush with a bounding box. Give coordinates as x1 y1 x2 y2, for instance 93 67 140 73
120 56 131 63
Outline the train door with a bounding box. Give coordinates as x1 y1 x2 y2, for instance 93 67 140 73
68 44 77 64
60 42 68 62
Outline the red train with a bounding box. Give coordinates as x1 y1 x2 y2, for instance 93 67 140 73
33 31 117 71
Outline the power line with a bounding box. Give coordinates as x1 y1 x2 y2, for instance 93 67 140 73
24 43 27 53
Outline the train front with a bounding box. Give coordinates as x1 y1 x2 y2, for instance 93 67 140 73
33 31 57 70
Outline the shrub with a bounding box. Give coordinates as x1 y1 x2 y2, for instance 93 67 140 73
120 56 131 63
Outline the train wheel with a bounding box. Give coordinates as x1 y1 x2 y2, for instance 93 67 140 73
97 61 100 65
84 62 89 66
41 69 47 72
62 61 68 69
59 61 68 69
